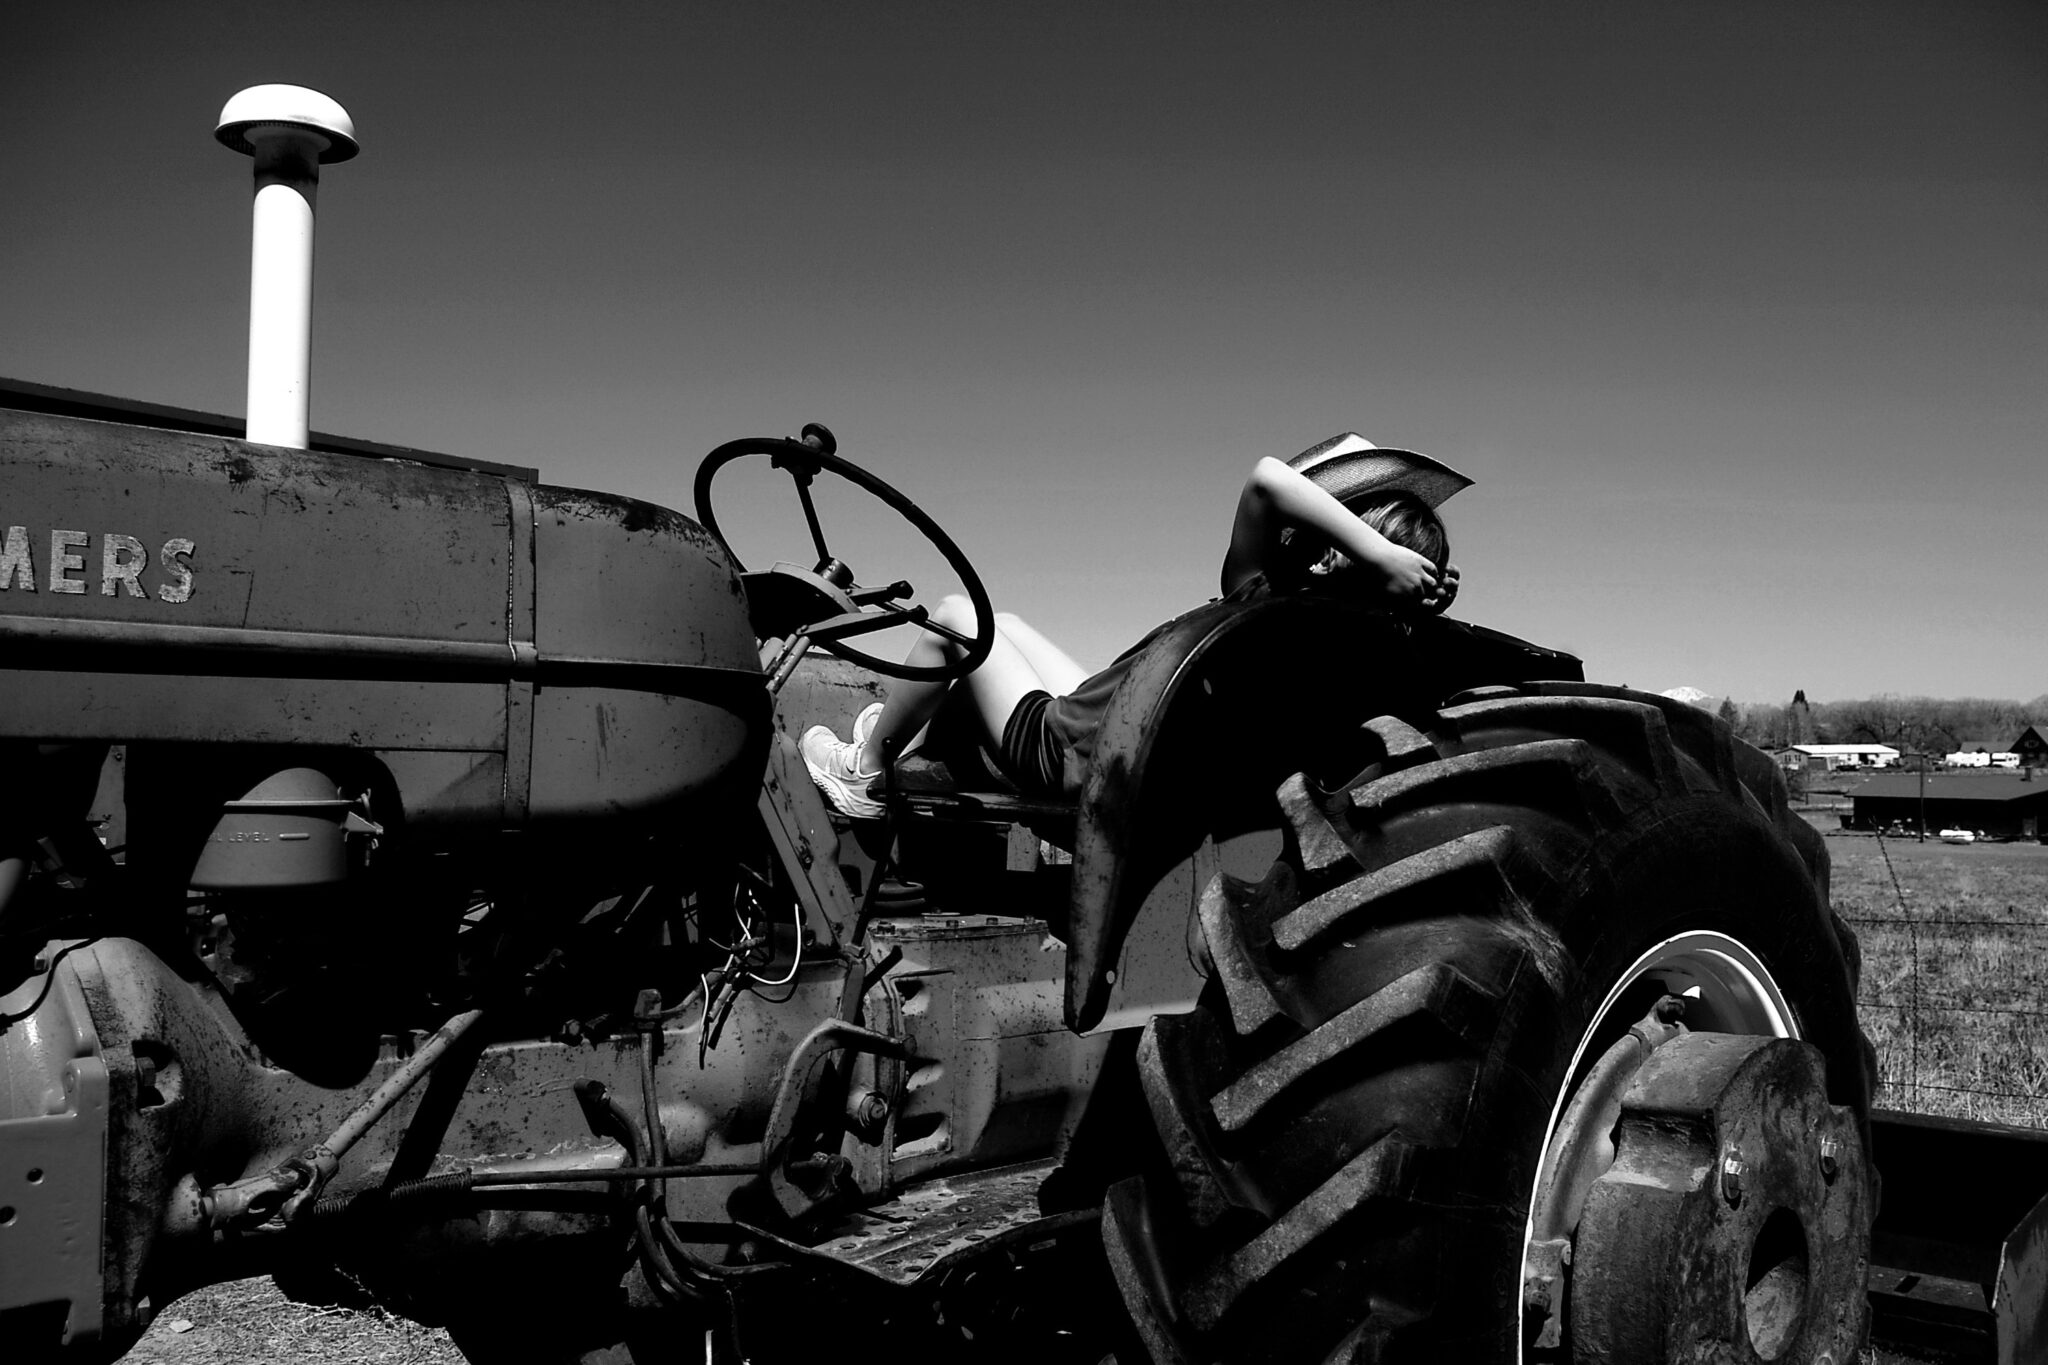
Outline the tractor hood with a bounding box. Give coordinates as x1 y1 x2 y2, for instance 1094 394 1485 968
0 404 766 841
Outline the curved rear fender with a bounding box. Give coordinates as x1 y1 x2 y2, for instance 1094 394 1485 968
1063 601 1582 1032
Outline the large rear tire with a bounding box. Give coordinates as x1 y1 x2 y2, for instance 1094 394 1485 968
1102 683 1876 1364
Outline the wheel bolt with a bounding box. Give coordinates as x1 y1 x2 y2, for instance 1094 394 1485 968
1721 1147 1744 1206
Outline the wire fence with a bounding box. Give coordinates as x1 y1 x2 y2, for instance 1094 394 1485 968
1838 828 2048 1128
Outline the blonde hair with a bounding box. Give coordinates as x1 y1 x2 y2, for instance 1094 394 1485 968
1351 491 1449 570
1282 491 1450 591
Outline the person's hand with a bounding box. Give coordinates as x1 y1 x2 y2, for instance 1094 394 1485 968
1423 562 1461 614
1372 544 1441 603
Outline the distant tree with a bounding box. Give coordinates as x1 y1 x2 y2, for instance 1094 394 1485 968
1914 697 2030 746
1829 694 1911 747
1787 690 1815 746
1716 697 1738 728
1821 694 1967 757
1738 702 1786 749
1742 693 2044 757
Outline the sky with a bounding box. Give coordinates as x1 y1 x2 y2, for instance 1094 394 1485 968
6 1 2044 702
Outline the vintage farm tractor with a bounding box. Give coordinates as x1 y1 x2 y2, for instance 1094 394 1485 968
1 86 2042 1365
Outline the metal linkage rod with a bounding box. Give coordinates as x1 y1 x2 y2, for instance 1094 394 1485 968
201 1008 486 1230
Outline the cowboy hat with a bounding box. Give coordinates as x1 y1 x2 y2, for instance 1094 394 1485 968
1288 433 1473 510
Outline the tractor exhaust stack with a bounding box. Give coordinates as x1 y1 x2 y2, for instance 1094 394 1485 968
215 85 358 449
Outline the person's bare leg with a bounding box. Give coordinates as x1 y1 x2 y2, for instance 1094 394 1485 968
858 596 1051 774
854 638 953 776
991 612 1089 696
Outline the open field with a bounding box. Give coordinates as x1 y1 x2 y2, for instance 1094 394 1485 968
1816 823 2048 1127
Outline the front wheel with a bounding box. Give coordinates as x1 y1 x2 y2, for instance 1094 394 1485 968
1103 683 1877 1364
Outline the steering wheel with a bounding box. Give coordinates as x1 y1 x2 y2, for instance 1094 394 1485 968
693 424 996 683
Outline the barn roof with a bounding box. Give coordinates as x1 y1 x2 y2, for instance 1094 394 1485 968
1850 771 2048 803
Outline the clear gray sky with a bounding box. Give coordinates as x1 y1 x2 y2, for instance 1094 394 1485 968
7 2 2043 701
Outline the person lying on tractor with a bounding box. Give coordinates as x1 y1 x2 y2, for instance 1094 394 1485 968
800 435 1468 819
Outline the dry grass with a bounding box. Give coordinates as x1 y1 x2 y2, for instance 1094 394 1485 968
127 1277 463 1365
1819 825 2048 1127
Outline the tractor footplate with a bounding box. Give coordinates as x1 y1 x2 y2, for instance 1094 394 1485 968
744 1158 1091 1287
1570 1032 1871 1363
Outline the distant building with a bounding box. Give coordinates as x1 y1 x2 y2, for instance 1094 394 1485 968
1789 743 1901 771
1945 749 2021 769
1848 770 2048 840
2015 726 2048 770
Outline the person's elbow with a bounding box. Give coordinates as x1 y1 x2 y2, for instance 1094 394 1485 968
1244 456 1294 505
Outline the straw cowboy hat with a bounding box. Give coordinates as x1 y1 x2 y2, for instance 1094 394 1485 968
1288 433 1473 510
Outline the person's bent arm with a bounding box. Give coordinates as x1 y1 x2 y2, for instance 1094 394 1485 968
1221 456 1442 603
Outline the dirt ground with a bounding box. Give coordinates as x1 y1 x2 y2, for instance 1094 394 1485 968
128 1278 462 1365
122 1278 1931 1365
126 1276 1938 1365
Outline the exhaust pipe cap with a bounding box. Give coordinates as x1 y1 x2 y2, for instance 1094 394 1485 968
215 84 358 163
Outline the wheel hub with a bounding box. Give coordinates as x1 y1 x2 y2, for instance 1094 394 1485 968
1568 1031 1869 1363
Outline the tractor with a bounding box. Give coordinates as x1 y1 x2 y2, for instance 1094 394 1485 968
2 84 2041 1365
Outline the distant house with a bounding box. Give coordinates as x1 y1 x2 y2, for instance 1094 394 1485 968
1789 743 1901 771
1848 770 2048 840
2015 726 2048 770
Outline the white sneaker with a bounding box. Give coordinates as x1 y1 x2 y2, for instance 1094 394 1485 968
850 701 885 753
801 702 887 819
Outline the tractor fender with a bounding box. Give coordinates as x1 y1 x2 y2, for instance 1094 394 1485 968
1063 595 1581 1033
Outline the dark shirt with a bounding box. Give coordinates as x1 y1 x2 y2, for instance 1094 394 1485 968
1039 573 1273 796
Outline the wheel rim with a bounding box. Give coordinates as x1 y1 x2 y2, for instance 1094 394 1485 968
1519 930 1797 1361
